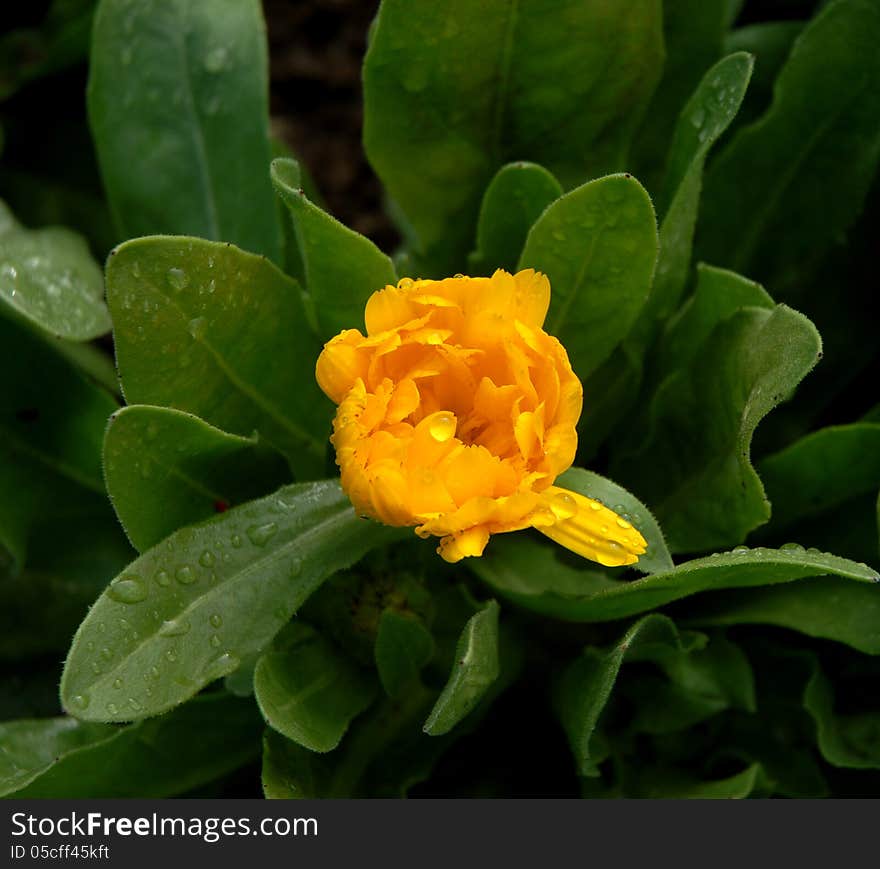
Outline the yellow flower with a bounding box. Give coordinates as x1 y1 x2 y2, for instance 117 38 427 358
316 269 647 566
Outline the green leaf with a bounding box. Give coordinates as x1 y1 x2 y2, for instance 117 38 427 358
631 0 728 192
758 424 880 533
634 53 754 341
0 214 111 340
631 763 763 798
658 264 773 375
698 0 880 289
722 21 804 134
614 305 822 552
518 174 658 379
423 600 500 736
472 536 878 623
105 235 329 477
60 479 405 722
254 623 376 753
468 162 562 275
555 467 673 574
88 0 281 262
0 693 260 798
374 609 435 698
271 158 397 340
104 405 290 551
686 576 880 655
804 663 880 769
363 0 663 272
555 614 692 775
0 315 118 569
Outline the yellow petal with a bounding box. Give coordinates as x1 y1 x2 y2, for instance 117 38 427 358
437 525 491 563
536 486 647 567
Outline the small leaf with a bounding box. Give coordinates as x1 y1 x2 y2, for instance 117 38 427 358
88 0 281 261
469 162 562 274
555 614 692 775
555 467 674 574
472 536 878 623
614 305 821 552
424 600 500 736
60 479 405 722
374 609 435 698
633 52 754 343
804 664 880 769
106 235 328 477
0 693 260 798
686 576 880 655
518 174 658 379
0 215 111 340
633 763 763 798
363 0 663 272
698 0 880 289
254 623 376 753
271 158 397 340
104 405 290 551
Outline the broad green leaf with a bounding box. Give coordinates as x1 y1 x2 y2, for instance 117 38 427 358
254 623 376 753
88 0 281 261
60 479 405 722
0 315 117 568
0 693 259 798
0 214 111 340
106 236 329 477
658 264 773 375
758 424 880 532
804 664 880 769
698 0 880 289
364 0 663 272
518 174 658 379
555 467 673 574
631 0 728 192
472 536 878 623
374 609 435 698
104 405 290 551
686 576 880 655
613 305 821 552
424 600 500 736
271 158 397 340
633 53 753 343
555 614 693 775
468 162 562 275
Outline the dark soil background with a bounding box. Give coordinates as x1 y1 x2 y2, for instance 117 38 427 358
264 0 399 252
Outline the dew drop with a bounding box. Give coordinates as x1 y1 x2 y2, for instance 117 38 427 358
188 316 207 339
732 545 749 554
550 492 577 521
780 542 805 552
113 678 124 690
247 522 278 547
289 557 303 577
71 694 90 711
204 45 229 73
166 648 178 662
100 647 113 661
107 575 148 604
159 618 191 637
210 634 222 648
230 534 243 548
175 565 197 585
199 550 216 568
167 267 189 290
397 278 414 290
209 613 223 628
589 501 602 511
616 517 632 529
128 697 143 712
106 702 119 716
149 666 160 680
428 413 456 443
